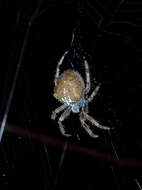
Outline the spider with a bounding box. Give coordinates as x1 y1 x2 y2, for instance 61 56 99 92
51 51 110 138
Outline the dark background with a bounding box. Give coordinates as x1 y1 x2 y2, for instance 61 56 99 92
0 0 142 189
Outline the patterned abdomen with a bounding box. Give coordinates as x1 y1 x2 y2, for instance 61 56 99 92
54 70 84 102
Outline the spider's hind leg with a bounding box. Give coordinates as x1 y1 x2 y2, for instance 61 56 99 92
84 58 91 94
87 83 101 103
54 51 68 85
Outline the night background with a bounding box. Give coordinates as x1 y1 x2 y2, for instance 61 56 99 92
0 0 142 189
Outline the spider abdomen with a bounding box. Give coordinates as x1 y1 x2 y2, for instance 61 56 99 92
54 70 85 103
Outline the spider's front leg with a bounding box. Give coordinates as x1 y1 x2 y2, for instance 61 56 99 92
51 104 67 120
58 107 72 137
85 113 110 130
80 109 99 138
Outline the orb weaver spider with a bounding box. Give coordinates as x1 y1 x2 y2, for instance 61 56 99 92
51 51 110 137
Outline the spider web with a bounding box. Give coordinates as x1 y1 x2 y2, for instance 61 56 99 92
0 0 142 189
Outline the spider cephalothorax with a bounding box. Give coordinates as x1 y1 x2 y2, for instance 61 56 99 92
51 51 110 138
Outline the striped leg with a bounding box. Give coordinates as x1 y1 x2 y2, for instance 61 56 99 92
80 110 99 138
54 51 68 85
58 107 72 137
84 58 91 93
51 104 68 120
87 84 100 103
85 114 110 130
80 119 99 138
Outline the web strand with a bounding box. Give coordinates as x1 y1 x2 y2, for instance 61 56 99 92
0 0 44 142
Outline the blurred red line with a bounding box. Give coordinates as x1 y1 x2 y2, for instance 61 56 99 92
4 125 142 168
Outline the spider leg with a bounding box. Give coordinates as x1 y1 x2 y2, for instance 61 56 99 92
58 107 72 137
51 104 68 120
87 83 100 103
84 58 91 94
80 116 99 138
85 113 110 130
54 51 68 85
